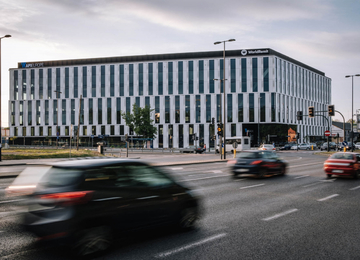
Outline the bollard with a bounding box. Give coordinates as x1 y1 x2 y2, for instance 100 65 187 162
234 149 236 158
344 147 346 152
311 145 313 150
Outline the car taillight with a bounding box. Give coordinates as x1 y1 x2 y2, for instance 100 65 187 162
250 160 263 165
38 191 93 207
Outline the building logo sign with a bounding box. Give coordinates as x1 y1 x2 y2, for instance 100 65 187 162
20 62 44 68
240 49 269 56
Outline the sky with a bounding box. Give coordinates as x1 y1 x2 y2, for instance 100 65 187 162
1 0 360 127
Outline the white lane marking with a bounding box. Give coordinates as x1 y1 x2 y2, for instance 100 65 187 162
294 175 309 179
239 184 265 190
0 199 25 204
93 197 121 202
234 179 246 182
212 170 222 174
179 174 232 182
155 233 227 258
171 167 183 170
303 182 322 188
289 162 324 168
262 209 298 221
317 194 339 202
349 186 360 191
137 196 159 200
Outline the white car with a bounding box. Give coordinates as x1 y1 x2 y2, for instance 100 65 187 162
291 144 298 150
298 143 311 150
259 144 276 151
355 142 360 149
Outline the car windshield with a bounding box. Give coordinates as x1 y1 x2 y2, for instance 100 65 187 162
236 152 260 159
330 153 354 160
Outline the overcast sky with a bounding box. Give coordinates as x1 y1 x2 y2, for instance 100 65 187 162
1 0 360 127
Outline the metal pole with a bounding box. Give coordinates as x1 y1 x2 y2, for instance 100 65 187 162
76 95 82 151
223 42 226 160
258 96 260 147
351 76 354 151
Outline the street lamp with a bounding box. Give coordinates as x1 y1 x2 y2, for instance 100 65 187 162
345 74 360 151
214 39 235 160
0 34 11 161
258 96 262 147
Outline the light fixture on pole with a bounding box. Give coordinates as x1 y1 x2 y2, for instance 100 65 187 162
214 39 235 160
0 34 11 162
345 74 360 152
54 90 62 149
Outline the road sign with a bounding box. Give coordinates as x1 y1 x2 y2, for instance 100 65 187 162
232 142 238 149
342 141 348 146
91 135 94 138
324 130 331 136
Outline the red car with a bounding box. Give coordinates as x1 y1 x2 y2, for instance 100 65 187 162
324 152 360 179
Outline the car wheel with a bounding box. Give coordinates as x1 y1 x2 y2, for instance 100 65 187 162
73 226 112 257
257 168 266 178
279 166 286 176
179 207 198 230
327 174 332 179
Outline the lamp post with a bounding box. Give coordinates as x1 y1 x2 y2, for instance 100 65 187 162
258 96 262 147
54 90 62 149
345 74 360 152
214 39 235 160
0 34 11 161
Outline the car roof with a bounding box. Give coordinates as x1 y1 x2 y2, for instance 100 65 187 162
47 158 145 169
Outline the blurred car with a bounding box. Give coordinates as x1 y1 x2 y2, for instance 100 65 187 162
290 144 298 150
320 142 337 151
259 144 276 151
324 152 360 179
227 150 287 178
355 142 360 149
279 144 295 150
309 143 318 150
17 159 201 256
181 145 204 154
298 143 311 150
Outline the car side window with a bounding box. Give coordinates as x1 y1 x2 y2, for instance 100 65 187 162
125 164 174 188
83 167 117 188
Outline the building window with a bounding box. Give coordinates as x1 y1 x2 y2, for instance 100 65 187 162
271 93 276 122
238 94 243 122
39 126 43 136
178 61 183 94
158 125 163 148
92 126 96 135
36 100 40 125
22 70 26 100
249 93 254 122
74 67 79 98
30 69 34 99
120 64 125 96
89 98 93 125
56 68 60 99
120 125 124 135
82 66 87 98
80 98 84 125
107 98 111 124
241 58 247 92
252 58 258 92
135 97 140 107
217 94 221 122
110 125 114 135
22 127 27 137
11 101 15 126
145 96 150 107
129 64 134 96
227 94 232 123
175 96 180 123
196 95 201 123
165 96 170 123
148 63 153 95
14 70 19 100
48 126 52 136
98 98 102 125
71 99 75 125
138 64 143 96
126 97 130 114
65 126 69 136
53 100 57 125
189 124 194 146
101 65 105 97
47 68 52 99
65 68 69 98
168 62 173 95
31 127 35 136
231 59 236 93
199 124 204 146
14 127 18 137
263 57 269 92
188 61 193 94
178 124 183 148
19 101 23 126
28 101 32 125
231 124 236 137
62 100 66 125
209 60 215 93
158 63 163 95
101 125 105 135
91 66 96 97
168 124 173 148
45 100 49 125
116 98 121 124
185 95 190 123
155 96 160 123
199 60 204 94
110 65 115 97
39 69 43 99
260 93 265 122
206 95 211 123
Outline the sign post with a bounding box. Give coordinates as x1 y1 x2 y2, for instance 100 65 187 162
324 130 330 152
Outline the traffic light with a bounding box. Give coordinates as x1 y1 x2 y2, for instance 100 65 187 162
217 123 222 136
211 117 215 125
308 106 314 118
296 111 303 121
125 134 128 141
296 132 300 139
328 105 335 116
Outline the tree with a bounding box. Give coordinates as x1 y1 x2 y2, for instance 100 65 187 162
121 104 157 139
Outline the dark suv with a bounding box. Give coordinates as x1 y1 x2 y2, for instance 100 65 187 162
320 142 337 151
20 159 201 256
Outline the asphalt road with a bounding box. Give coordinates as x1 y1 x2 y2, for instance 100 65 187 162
2 151 360 259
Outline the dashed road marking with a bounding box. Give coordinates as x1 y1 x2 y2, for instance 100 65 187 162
317 194 339 202
294 175 309 179
349 186 360 191
262 209 298 221
155 233 227 258
171 167 183 170
239 184 265 190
